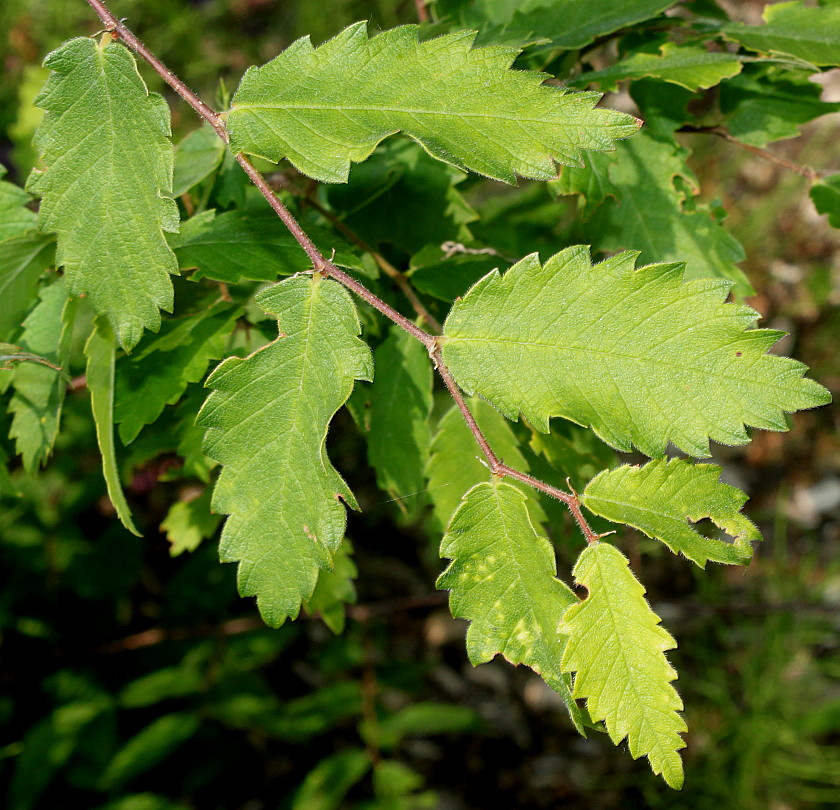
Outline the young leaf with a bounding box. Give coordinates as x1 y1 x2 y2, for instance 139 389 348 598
438 480 584 732
0 234 55 342
114 299 239 444
0 165 37 240
197 275 372 627
226 22 639 184
576 43 742 92
582 457 761 567
84 317 140 536
723 1 840 67
560 542 686 788
303 539 357 634
426 398 546 530
8 279 74 471
28 37 179 351
366 328 433 515
442 245 829 458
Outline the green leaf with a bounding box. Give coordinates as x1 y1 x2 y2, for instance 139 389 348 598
170 210 363 283
28 37 179 350
368 703 481 751
724 1 840 67
408 245 504 303
323 139 477 253
0 165 37 240
226 22 639 184
438 480 584 732
366 327 433 515
719 66 840 147
291 749 370 810
811 174 840 229
114 299 239 444
582 457 761 567
160 488 221 557
441 245 830 458
426 398 546 530
560 542 686 788
0 233 55 342
303 539 357 634
100 713 200 790
171 125 225 197
577 43 742 92
528 420 617 492
8 279 74 471
197 275 372 626
84 317 140 536
554 129 753 294
459 0 677 51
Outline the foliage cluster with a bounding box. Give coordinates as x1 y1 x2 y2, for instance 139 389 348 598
1 0 839 806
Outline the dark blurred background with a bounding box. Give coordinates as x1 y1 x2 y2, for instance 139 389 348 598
1 1 839 808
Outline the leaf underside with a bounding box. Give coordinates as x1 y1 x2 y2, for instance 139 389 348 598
442 245 829 458
197 275 372 627
438 480 584 732
561 542 686 788
227 21 639 184
28 37 179 351
583 457 761 567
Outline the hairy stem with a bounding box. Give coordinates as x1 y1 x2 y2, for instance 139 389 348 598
81 0 600 544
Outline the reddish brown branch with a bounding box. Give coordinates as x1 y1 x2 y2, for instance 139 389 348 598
679 125 820 182
80 0 599 545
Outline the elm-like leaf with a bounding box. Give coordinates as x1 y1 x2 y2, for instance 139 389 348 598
561 542 686 789
582 457 760 567
226 22 639 184
197 275 372 627
0 234 56 343
0 165 37 241
442 245 830 458
28 37 179 351
438 480 584 732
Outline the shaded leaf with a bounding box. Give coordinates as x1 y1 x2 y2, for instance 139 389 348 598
291 749 370 810
426 398 546 530
28 37 179 350
172 125 225 197
197 275 372 626
0 233 55 342
303 539 357 634
577 43 742 92
8 279 74 470
438 480 584 731
811 174 840 229
366 327 433 515
561 542 686 788
582 457 761 567
442 245 829 458
160 488 221 557
724 1 840 67
84 317 140 536
114 299 239 444
227 22 639 184
0 165 37 240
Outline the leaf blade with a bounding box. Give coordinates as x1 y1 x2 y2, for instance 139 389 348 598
197 275 372 626
561 542 686 788
582 457 760 567
442 245 829 458
28 37 179 350
227 22 639 184
438 480 584 731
